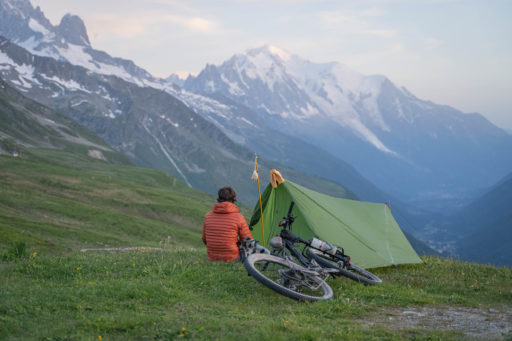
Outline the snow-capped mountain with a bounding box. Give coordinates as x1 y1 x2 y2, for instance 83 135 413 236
185 45 394 154
1 0 397 203
0 0 159 87
1 32 390 206
0 35 363 205
2 0 511 213
183 45 512 207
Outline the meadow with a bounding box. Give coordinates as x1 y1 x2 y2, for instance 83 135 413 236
1 150 511 340
1 249 511 340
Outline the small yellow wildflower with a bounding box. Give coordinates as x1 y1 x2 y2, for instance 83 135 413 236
98 336 102 340
31 252 37 258
181 327 186 333
76 267 80 271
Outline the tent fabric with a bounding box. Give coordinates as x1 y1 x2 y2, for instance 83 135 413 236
249 181 423 269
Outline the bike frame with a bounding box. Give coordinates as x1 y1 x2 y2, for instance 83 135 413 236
279 237 313 267
275 201 351 269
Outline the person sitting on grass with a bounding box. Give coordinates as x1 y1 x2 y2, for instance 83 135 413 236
202 186 253 262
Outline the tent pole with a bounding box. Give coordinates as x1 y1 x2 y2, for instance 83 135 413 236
255 154 265 247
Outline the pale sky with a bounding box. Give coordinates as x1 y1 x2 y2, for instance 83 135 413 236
30 0 512 130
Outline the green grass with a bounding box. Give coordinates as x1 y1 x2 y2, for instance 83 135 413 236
1 250 510 340
1 149 511 340
0 150 213 255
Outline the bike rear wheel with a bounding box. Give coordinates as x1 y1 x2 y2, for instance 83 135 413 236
244 253 333 302
306 248 382 285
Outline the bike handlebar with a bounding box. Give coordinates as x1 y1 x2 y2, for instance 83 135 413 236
279 201 296 229
287 201 295 218
280 228 309 245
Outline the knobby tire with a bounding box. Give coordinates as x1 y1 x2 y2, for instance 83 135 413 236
244 253 333 302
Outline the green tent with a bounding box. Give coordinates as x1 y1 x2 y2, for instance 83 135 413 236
249 181 423 269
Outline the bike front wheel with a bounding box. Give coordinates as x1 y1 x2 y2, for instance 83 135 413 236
244 253 333 302
306 248 382 285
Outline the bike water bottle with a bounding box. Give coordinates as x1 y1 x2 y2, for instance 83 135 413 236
311 238 337 255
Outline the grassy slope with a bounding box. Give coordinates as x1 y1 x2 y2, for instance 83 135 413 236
0 151 511 340
1 251 511 340
0 149 213 254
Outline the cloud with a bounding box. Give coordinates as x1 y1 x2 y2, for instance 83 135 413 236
319 10 362 27
162 15 218 33
342 43 420 73
317 9 395 38
362 29 396 37
424 37 443 50
87 14 150 38
361 7 387 16
85 11 220 41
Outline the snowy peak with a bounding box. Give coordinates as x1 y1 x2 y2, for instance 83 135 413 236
222 45 295 94
165 73 186 87
0 0 160 86
0 0 52 43
245 44 291 63
189 44 390 122
185 45 398 153
0 0 87 51
221 45 291 78
237 44 386 98
58 14 90 47
185 45 319 120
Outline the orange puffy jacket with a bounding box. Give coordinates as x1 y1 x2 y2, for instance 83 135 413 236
202 201 253 262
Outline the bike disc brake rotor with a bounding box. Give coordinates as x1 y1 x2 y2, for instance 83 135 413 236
278 268 303 290
277 268 322 292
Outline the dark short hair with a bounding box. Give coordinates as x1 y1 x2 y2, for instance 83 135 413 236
217 186 237 203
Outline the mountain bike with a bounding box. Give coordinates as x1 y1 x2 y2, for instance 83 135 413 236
241 203 336 302
278 201 381 285
243 202 380 301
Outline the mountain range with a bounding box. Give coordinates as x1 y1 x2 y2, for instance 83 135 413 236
1 35 366 205
4 0 511 210
0 0 155 86
180 46 512 210
1 0 510 264
0 0 394 205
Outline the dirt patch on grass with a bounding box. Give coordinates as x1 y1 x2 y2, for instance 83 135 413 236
359 305 512 339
